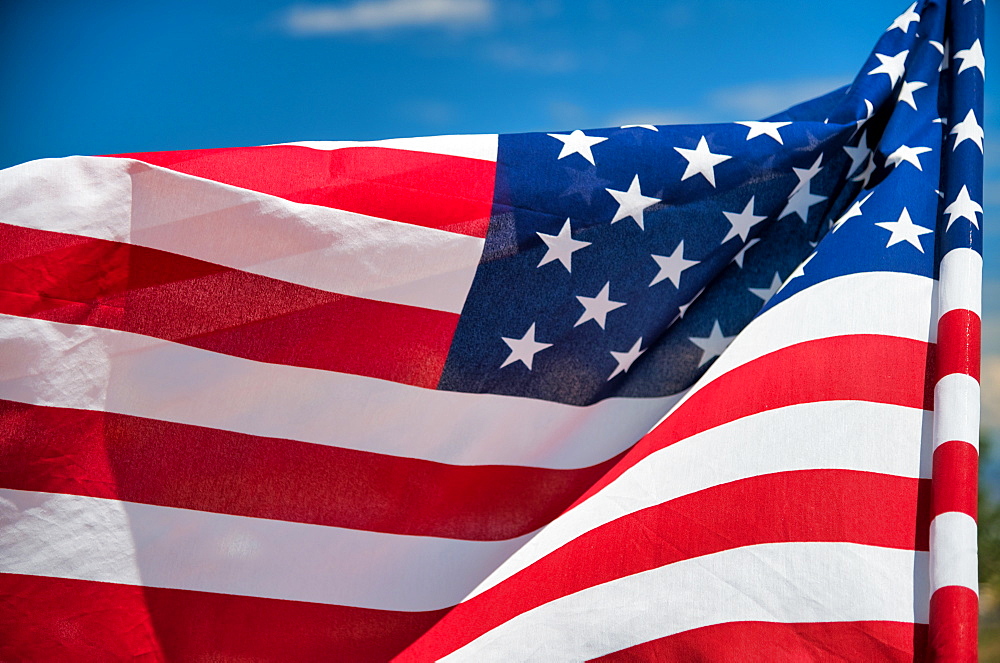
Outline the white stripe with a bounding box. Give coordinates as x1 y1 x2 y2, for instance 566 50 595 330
0 156 484 313
929 511 978 594
278 134 499 162
938 248 982 317
661 271 936 422
0 314 679 469
933 373 981 452
466 400 931 598
0 488 527 611
445 543 929 662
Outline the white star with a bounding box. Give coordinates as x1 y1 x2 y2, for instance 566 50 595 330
898 80 928 110
875 207 933 252
748 272 784 302
954 39 985 78
930 40 946 70
944 185 983 230
674 136 732 187
790 154 823 195
620 124 658 131
780 185 827 223
832 191 874 232
784 252 816 286
678 287 705 318
934 40 950 72
606 175 661 230
732 238 760 268
855 99 875 135
722 196 767 243
608 338 645 380
500 323 552 370
736 121 791 144
887 3 920 32
547 130 608 166
868 50 909 87
689 320 735 367
536 218 591 273
950 109 984 152
650 240 699 288
843 130 871 178
575 282 626 329
852 154 877 188
886 144 933 171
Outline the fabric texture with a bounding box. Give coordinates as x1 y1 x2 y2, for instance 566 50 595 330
0 0 983 659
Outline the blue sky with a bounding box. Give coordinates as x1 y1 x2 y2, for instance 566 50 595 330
1 0 997 437
4 0 981 151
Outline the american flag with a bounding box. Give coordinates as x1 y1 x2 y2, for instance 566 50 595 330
0 0 983 659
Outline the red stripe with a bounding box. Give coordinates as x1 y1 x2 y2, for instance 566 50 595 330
570 333 934 508
0 573 446 663
928 586 978 661
930 441 979 520
931 305 980 660
109 145 496 237
397 469 929 661
0 223 458 389
930 304 980 658
0 400 620 541
590 620 928 662
935 309 981 381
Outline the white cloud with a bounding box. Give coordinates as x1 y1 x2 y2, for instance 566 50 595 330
484 43 577 73
396 99 457 127
708 76 850 120
606 108 705 127
283 0 493 35
602 75 854 130
547 100 590 128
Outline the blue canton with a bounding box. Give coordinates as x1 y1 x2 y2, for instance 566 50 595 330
438 0 984 407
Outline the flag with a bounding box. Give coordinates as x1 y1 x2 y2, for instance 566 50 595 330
0 0 983 659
